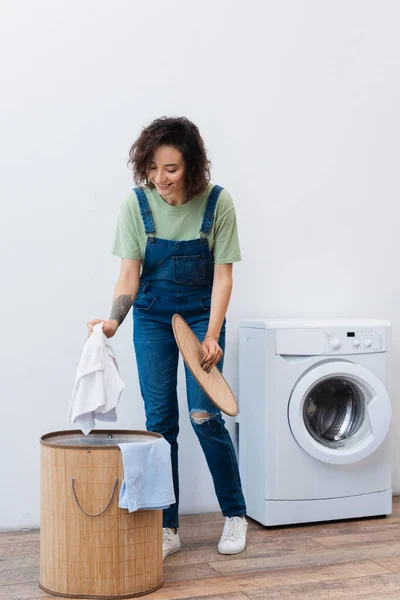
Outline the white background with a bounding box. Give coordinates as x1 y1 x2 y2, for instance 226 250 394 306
1 0 400 529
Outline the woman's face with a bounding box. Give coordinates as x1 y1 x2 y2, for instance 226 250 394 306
148 145 186 203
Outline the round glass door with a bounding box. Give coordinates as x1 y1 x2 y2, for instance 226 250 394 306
304 378 365 446
288 362 391 464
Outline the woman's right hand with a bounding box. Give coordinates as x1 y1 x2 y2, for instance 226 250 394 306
86 319 119 339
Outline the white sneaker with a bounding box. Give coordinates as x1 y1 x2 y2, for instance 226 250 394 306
162 527 181 560
218 516 248 555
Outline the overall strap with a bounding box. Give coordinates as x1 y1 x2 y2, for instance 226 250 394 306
134 188 155 235
200 185 224 235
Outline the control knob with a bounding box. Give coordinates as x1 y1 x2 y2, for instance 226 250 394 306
329 337 341 350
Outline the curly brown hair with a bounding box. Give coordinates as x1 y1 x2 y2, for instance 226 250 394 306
128 116 211 199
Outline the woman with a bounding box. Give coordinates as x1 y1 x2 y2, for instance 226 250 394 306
88 116 247 558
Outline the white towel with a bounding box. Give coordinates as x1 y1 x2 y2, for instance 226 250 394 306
68 323 125 434
118 437 176 512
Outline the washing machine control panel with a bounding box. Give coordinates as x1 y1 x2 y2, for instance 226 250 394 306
325 327 385 354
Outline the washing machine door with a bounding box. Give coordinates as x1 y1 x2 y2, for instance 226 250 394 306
288 361 391 465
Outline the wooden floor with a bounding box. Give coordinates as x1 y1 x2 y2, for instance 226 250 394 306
2 498 400 600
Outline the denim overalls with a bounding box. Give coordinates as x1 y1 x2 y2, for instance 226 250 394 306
132 186 246 528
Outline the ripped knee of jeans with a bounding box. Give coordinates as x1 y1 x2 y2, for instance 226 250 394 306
190 410 218 425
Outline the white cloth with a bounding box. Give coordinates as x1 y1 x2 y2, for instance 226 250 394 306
68 323 125 435
118 438 176 512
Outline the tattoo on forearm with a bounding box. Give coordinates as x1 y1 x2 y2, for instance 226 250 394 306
110 294 134 326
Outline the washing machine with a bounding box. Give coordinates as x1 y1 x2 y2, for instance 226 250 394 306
238 319 392 526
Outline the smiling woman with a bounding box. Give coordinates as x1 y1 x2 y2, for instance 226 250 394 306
149 145 186 204
128 116 210 202
87 116 247 560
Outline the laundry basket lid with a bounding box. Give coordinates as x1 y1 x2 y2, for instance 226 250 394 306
172 314 238 416
40 430 162 448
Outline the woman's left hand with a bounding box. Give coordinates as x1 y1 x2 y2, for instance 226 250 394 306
201 336 223 373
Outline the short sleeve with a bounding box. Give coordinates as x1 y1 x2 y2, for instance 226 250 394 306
213 190 242 264
112 194 142 260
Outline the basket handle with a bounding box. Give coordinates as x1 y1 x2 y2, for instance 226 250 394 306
71 477 119 518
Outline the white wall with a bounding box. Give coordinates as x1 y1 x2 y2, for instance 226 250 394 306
1 0 400 530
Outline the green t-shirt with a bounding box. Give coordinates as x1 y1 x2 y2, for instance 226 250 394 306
112 184 241 264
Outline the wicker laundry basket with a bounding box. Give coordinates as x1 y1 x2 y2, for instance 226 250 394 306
40 430 163 599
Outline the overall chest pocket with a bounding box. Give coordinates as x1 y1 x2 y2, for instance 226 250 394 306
173 254 206 284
